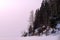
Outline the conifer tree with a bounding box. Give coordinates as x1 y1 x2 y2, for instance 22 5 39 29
22 0 60 37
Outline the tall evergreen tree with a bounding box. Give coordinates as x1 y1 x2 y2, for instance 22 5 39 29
22 0 60 37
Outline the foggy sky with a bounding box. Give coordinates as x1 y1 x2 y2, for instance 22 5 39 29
0 0 42 40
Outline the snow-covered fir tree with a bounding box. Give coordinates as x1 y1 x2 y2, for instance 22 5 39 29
22 0 60 37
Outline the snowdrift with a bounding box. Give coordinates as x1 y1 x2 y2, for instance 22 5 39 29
19 34 60 40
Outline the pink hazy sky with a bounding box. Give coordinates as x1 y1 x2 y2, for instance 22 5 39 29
0 0 42 40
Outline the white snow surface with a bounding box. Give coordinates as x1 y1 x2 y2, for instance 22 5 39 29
19 31 60 40
19 34 60 40
19 24 60 40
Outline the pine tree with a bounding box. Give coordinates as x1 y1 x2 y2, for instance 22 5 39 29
28 25 33 36
32 0 58 35
22 0 60 37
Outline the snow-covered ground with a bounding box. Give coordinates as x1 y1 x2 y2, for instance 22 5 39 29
19 31 60 40
19 24 60 40
19 34 60 40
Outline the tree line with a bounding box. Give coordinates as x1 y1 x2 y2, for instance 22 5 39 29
22 0 60 37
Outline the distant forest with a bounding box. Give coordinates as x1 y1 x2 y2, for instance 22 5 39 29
22 0 60 37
